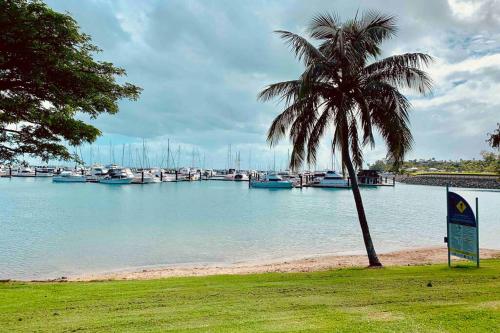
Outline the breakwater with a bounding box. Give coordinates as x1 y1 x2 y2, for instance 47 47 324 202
397 174 500 189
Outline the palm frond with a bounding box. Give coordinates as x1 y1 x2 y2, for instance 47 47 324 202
368 84 414 166
308 12 341 40
288 99 319 170
266 97 310 146
367 66 433 95
353 92 375 148
306 105 333 165
274 30 324 66
364 53 433 74
258 80 302 105
348 116 363 169
358 10 397 44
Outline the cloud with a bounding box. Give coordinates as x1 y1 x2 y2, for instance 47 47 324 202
43 0 500 168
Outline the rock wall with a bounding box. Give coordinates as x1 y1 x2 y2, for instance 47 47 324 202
397 174 500 189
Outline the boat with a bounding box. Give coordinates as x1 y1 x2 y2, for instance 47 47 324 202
52 171 87 183
35 167 55 177
86 165 109 182
0 165 7 177
99 167 134 184
224 168 236 180
14 167 35 177
157 170 178 182
311 170 350 188
250 173 293 189
132 170 161 184
203 169 216 177
177 167 196 181
234 171 249 181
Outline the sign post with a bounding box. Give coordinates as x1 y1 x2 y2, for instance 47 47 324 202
446 186 479 267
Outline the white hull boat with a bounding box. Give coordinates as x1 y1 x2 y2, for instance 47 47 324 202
14 167 35 177
250 173 293 189
100 167 134 184
132 172 161 184
311 170 350 188
100 178 134 184
161 173 177 182
35 168 55 177
53 171 86 183
234 173 249 181
86 165 108 182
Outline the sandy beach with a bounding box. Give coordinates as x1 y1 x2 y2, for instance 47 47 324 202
68 247 500 282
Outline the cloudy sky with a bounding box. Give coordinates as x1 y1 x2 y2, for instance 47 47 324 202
45 0 500 169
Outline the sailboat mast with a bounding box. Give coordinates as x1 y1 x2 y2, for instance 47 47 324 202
121 144 125 166
273 150 276 172
166 139 170 169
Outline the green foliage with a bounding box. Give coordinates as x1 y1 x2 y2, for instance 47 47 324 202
370 152 500 175
487 123 500 150
0 0 141 163
1 260 499 332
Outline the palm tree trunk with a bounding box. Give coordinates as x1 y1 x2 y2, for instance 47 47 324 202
343 150 382 267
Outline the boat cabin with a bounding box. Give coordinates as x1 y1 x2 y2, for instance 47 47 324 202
357 170 381 185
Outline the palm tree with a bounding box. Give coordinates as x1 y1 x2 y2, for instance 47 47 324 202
258 11 433 266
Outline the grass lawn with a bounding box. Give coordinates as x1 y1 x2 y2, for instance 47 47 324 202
1 260 499 332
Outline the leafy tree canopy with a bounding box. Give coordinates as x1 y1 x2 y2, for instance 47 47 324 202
0 0 141 163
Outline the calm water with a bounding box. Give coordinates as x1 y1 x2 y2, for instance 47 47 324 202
0 177 498 280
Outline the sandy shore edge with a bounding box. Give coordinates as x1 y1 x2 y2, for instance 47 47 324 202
63 247 500 282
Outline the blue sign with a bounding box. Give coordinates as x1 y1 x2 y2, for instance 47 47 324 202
446 188 479 267
447 191 476 227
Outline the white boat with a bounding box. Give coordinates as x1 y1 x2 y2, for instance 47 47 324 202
52 171 87 183
250 173 293 189
203 169 216 177
86 165 109 182
234 172 249 181
14 167 35 177
35 167 55 177
99 167 134 184
159 172 178 182
0 165 6 177
224 168 236 180
153 169 176 182
132 170 161 184
178 167 201 181
190 171 201 181
312 170 350 188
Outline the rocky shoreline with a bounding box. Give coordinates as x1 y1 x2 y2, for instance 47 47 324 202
397 174 500 189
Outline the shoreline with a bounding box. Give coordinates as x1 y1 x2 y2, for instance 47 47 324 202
56 247 500 282
397 174 499 189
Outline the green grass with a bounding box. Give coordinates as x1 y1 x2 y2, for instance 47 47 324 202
1 261 499 332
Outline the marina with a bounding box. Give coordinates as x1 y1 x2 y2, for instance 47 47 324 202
0 176 498 280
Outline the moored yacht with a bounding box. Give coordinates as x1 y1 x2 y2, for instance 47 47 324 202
86 165 108 182
99 167 134 184
312 170 350 188
250 173 293 189
223 168 236 180
14 166 35 177
52 170 86 183
0 165 7 177
234 171 249 181
132 170 161 184
35 167 55 177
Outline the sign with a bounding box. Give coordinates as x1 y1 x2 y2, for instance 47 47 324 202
446 186 479 267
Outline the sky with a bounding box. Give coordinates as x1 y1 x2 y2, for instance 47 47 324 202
44 0 500 169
